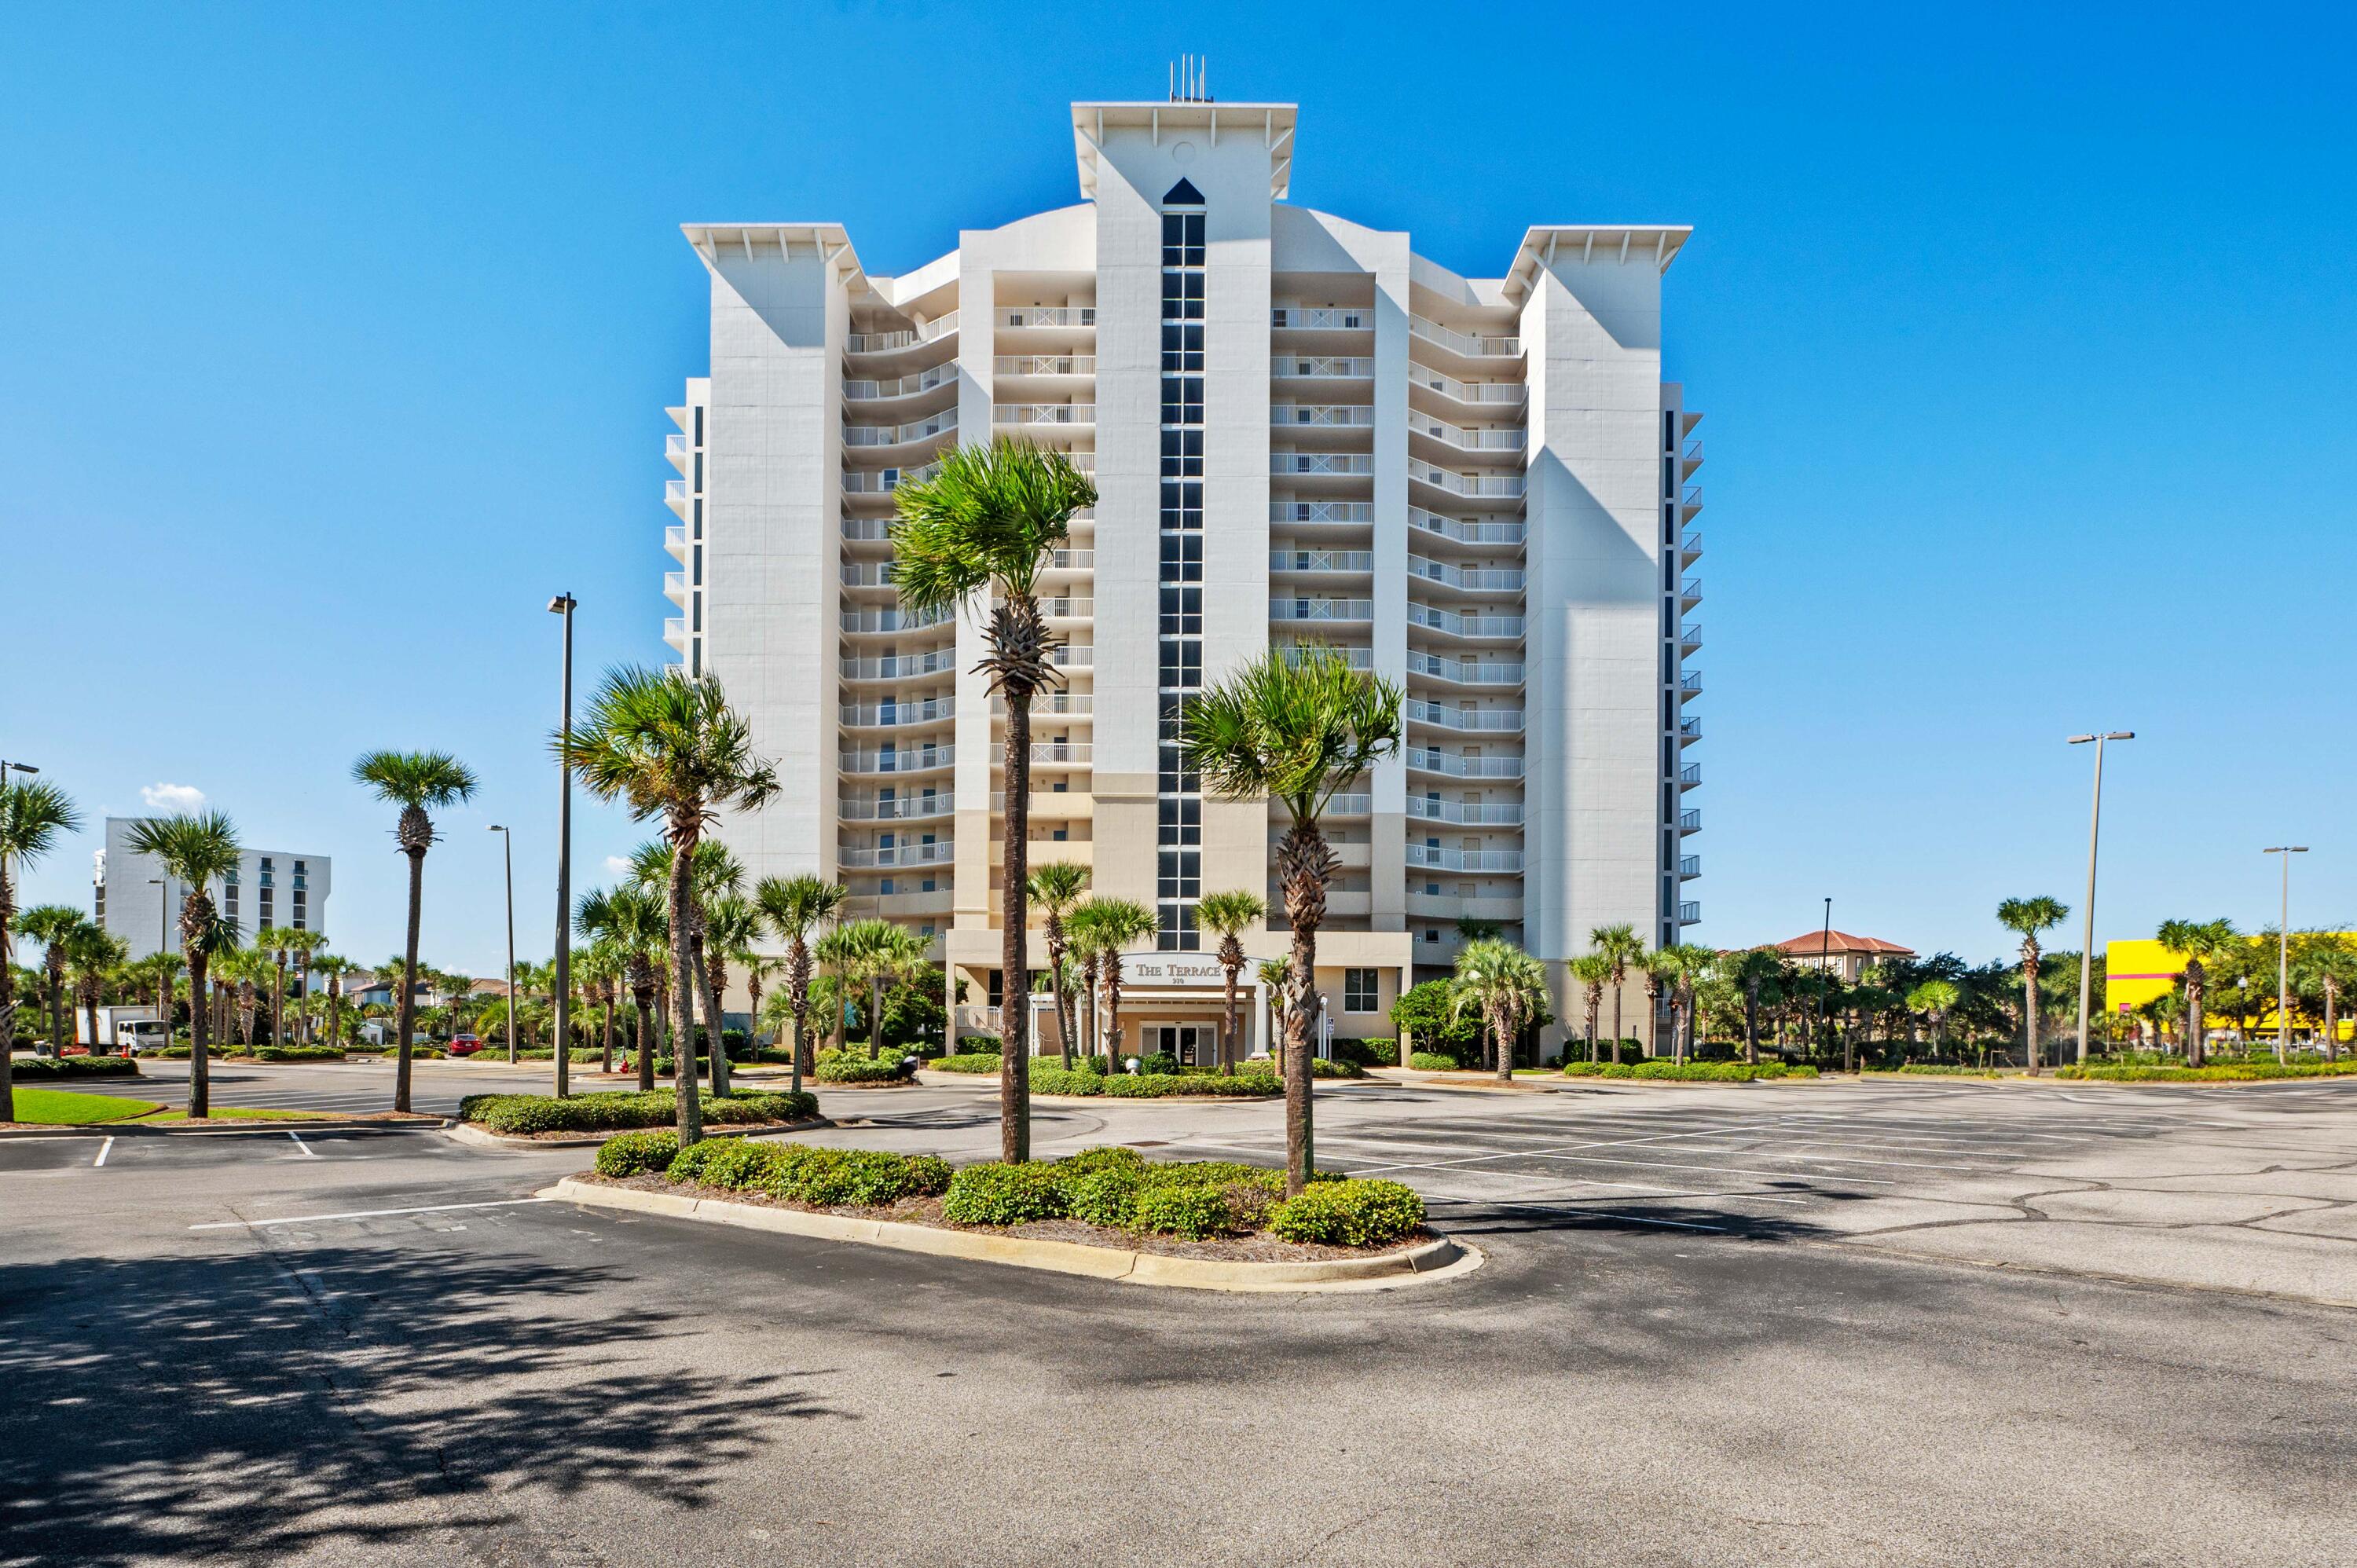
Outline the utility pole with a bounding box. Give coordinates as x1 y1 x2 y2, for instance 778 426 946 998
488 825 516 1064
2264 847 2308 1063
1821 897 1842 1073
2068 732 2133 1064
549 593 577 1097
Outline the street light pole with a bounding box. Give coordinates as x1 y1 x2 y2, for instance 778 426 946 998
2263 846 2308 1063
2068 731 2133 1065
549 593 577 1099
487 825 516 1064
1820 897 1842 1072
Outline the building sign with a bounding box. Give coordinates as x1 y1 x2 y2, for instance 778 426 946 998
1116 955 1231 987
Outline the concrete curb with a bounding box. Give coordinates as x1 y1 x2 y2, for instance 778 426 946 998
445 1116 831 1151
542 1178 1483 1293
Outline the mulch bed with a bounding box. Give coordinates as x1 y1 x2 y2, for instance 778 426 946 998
584 1171 1428 1263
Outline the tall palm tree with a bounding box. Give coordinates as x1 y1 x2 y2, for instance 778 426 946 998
1 779 82 1116
1451 938 1549 1083
1651 944 1714 1063
123 811 242 1118
352 751 478 1111
250 925 288 1046
1026 860 1091 1068
827 918 929 1058
739 950 779 1057
699 892 761 1094
1257 956 1293 1064
892 436 1098 1163
1064 902 1113 1063
1196 889 1266 1074
574 940 624 1072
280 928 323 1043
565 666 779 1145
576 884 668 1090
1996 896 2070 1073
311 953 353 1050
1182 645 1403 1195
1569 953 1611 1064
1589 922 1645 1065
20 906 90 1057
2157 917 2238 1068
1080 898 1157 1068
629 837 749 1092
1640 952 1673 1062
66 927 129 1053
753 874 847 1096
1728 948 1780 1066
812 926 860 1055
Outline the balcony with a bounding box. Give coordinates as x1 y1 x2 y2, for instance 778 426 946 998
995 354 1096 377
1270 355 1375 380
840 607 952 635
844 410 956 448
842 517 893 542
1270 306 1373 330
665 479 690 519
1270 549 1374 573
1681 485 1703 515
993 404 1094 430
1270 597 1374 624
662 617 687 651
992 691 1092 717
1677 716 1702 745
1409 316 1521 358
1407 749 1524 779
1042 548 1093 571
1410 461 1524 500
663 571 690 607
1410 555 1525 593
1273 452 1373 478
1678 763 1701 789
1677 901 1701 925
1271 404 1376 430
1408 653 1524 686
1321 793 1372 817
1680 438 1704 478
843 648 955 681
1678 808 1701 834
1679 669 1703 695
1410 365 1526 408
839 840 954 869
1409 507 1524 547
1408 603 1524 639
1406 701 1524 733
999 306 1095 328
840 560 896 588
1037 596 1092 619
1050 643 1094 668
1678 622 1703 651
841 697 955 728
1678 530 1703 566
840 794 953 822
1407 845 1525 874
665 431 690 474
1679 577 1703 608
1279 642 1374 670
841 463 941 496
992 741 1093 767
1408 798 1523 826
665 524 691 562
844 365 957 402
1271 500 1373 525
1677 855 1701 880
840 746 954 776
1409 412 1527 453
844 312 959 354
1406 889 1524 922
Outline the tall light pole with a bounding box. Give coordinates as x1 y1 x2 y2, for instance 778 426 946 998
2068 731 2133 1064
487 825 517 1064
1820 897 1840 1072
549 593 577 1098
2264 846 2308 1063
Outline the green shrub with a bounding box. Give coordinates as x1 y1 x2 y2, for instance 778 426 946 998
459 1087 815 1134
1055 1144 1147 1178
2057 1061 2357 1083
1408 1051 1460 1072
1131 1183 1241 1240
1102 1072 1282 1098
957 1033 1003 1052
10 1055 141 1079
594 1129 680 1177
1560 1060 1814 1082
1332 1036 1399 1068
1028 1064 1107 1096
1888 1064 2000 1078
667 1137 777 1188
932 1053 1003 1075
248 1046 346 1062
144 1045 192 1058
1236 1056 1362 1079
816 1053 916 1083
1267 1178 1425 1247
1068 1167 1143 1228
1138 1050 1181 1075
942 1161 1072 1225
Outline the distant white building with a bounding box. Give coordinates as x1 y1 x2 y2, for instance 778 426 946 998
94 817 332 962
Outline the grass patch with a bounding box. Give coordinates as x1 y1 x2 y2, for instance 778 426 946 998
1561 1060 1818 1083
2056 1061 2357 1083
8 1088 165 1124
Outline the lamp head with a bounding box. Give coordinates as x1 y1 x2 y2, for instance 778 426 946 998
2067 734 2095 745
547 593 576 614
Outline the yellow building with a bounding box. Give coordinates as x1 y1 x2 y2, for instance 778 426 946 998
2106 935 2355 1038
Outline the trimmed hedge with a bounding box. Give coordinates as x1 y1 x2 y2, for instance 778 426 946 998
247 1046 347 1063
9 1055 141 1079
1560 1061 1817 1082
458 1087 816 1134
815 1050 918 1083
932 1053 1003 1075
1886 1064 2000 1078
595 1129 680 1177
957 1033 1003 1052
1235 1057 1363 1080
941 1160 1073 1225
1407 1051 1461 1072
1267 1178 1424 1247
1332 1036 1400 1068
2057 1061 2357 1083
938 1147 1417 1244
1105 1072 1282 1098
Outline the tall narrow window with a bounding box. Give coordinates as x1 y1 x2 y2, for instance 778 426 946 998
1155 189 1207 950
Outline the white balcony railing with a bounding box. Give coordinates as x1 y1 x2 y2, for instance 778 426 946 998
1409 412 1527 452
1271 550 1374 573
1321 793 1373 816
1271 355 1376 379
665 478 689 512
1409 316 1521 357
993 404 1094 427
1681 485 1703 514
1272 405 1376 429
1409 604 1524 638
841 518 893 541
1679 529 1703 560
663 570 689 604
1407 653 1525 685
1411 366 1526 405
1680 577 1703 604
1406 701 1525 733
844 410 956 447
839 794 953 822
1271 306 1373 330
1407 845 1525 874
1273 452 1374 477
991 691 1092 716
1270 598 1375 623
841 463 941 496
1037 596 1093 618
1679 622 1703 650
843 365 956 401
1271 501 1374 524
995 355 1096 377
841 698 955 727
839 561 896 587
992 742 1093 766
1406 749 1525 779
845 313 959 354
1410 461 1525 500
840 607 952 635
839 840 955 869
1409 507 1525 546
842 649 956 681
663 616 687 649
1278 642 1374 670
1001 306 1095 328
840 746 954 775
1408 798 1524 826
1051 643 1094 668
1410 556 1526 592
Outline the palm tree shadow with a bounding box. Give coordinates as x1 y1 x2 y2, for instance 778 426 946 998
0 1243 845 1566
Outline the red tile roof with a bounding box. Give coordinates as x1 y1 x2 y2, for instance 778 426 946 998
1765 929 1916 958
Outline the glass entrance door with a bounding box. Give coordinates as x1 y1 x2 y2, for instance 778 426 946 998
1153 1024 1215 1067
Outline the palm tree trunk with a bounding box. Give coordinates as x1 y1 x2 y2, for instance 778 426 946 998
788 938 811 1093
1105 957 1127 1068
269 962 284 1046
2022 951 2041 1076
1744 988 1759 1065
667 826 703 1144
633 994 655 1089
1276 822 1336 1196
867 973 885 1058
1221 958 1241 1077
999 684 1034 1162
187 949 211 1119
696 944 728 1097
1493 1002 1512 1083
601 996 615 1073
394 848 424 1112
1609 976 1624 1065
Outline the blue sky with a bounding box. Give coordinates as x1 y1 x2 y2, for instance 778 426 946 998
5 2 2352 973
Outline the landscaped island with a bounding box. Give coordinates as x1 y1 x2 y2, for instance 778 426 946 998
456 1087 818 1138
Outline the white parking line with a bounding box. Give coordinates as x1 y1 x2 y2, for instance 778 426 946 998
288 1132 318 1158
191 1196 552 1230
93 1137 114 1168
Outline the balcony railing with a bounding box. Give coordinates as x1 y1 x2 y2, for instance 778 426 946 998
1050 643 1094 667
1408 653 1524 685
1406 701 1524 733
840 746 955 775
992 691 1092 716
1409 316 1521 357
1409 604 1524 638
841 463 941 495
1321 793 1373 815
1681 485 1703 513
1680 577 1703 603
844 365 956 401
1406 845 1525 874
840 607 952 634
1678 716 1702 740
994 403 1094 427
842 518 893 541
1410 556 1526 592
844 410 956 447
842 649 956 680
1279 642 1374 670
1271 355 1376 379
1407 749 1524 779
1678 901 1701 925
665 478 689 511
1037 596 1092 618
1411 366 1526 405
1678 764 1702 787
839 794 953 822
665 524 691 559
1273 452 1374 477
1270 597 1375 623
1272 404 1376 429
1408 798 1524 826
845 313 959 354
839 841 955 869
1271 500 1373 524
1271 549 1374 573
1409 507 1525 546
664 570 689 603
665 431 689 466
663 616 687 647
1679 670 1703 692
1043 549 1094 570
1679 808 1701 832
1409 412 1527 452
995 355 1095 376
992 741 1093 765
1678 855 1701 878
841 698 955 727
1001 306 1095 328
1679 623 1703 650
1411 461 1525 499
839 561 896 587
1271 306 1373 330
1679 529 1703 560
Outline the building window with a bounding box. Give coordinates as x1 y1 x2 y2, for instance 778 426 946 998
1423 928 1441 944
1343 969 1380 1013
695 405 705 446
1155 186 1208 953
695 452 704 493
693 498 702 539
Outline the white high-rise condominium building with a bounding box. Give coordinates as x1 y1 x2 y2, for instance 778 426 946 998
94 817 332 962
662 90 1703 1057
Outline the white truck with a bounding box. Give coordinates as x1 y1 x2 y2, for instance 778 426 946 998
75 1007 170 1055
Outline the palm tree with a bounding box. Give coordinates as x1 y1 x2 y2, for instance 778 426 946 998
739 950 779 1057
2157 918 2238 1068
352 751 478 1110
1995 896 2070 1073
1025 860 1091 1068
1727 948 1780 1066
1257 957 1293 1067
699 892 761 1094
827 918 929 1059
629 837 749 1093
19 906 89 1057
1451 938 1549 1082
752 874 848 1095
1 778 82 1116
1197 889 1266 1074
1657 943 1717 1063
1906 979 1960 1055
564 665 779 1145
1182 645 1402 1196
280 928 324 1043
1569 954 1611 1063
812 926 860 1055
251 925 289 1046
1064 902 1113 1062
123 811 242 1118
1589 922 1645 1065
1079 899 1157 1068
576 885 669 1090
311 953 353 1050
66 926 128 1053
572 940 623 1070
892 437 1098 1163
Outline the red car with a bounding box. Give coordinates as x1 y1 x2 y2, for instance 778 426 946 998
449 1034 484 1056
